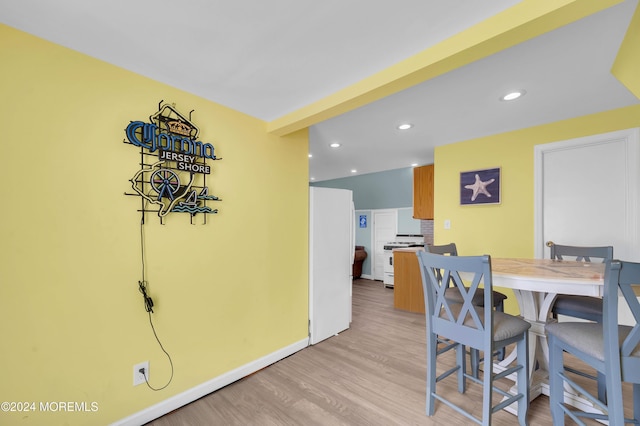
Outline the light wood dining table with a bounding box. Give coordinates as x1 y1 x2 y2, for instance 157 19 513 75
489 257 605 416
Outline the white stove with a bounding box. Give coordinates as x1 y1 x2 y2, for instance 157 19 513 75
383 234 424 288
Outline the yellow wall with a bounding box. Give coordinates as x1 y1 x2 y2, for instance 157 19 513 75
0 24 309 425
433 104 640 314
612 0 640 97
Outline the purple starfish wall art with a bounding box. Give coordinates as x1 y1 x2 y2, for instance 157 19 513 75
460 167 501 205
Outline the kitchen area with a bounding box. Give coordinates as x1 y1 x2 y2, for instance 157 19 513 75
385 164 433 314
347 164 434 313
312 164 434 313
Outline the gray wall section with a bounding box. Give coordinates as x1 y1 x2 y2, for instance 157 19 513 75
310 167 414 210
312 167 421 277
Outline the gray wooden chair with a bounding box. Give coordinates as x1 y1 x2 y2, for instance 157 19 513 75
547 241 613 402
426 243 508 372
427 243 508 312
416 251 530 425
546 259 640 425
548 241 613 323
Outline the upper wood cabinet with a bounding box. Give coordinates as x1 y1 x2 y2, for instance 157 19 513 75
413 164 434 219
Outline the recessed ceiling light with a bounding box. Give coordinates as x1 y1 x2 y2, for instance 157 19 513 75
411 163 419 167
310 177 315 181
330 142 341 148
308 153 312 158
351 169 357 173
397 123 413 130
500 90 526 101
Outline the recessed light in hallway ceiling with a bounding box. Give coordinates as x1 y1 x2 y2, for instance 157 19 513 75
500 90 526 101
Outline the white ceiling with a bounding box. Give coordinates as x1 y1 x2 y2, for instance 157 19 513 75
1 0 639 181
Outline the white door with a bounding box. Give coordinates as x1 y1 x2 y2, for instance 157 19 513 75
534 128 640 260
309 187 353 344
373 210 397 281
535 128 640 323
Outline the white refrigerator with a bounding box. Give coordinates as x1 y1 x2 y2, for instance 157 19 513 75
309 187 355 345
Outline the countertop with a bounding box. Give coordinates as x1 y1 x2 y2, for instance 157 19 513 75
393 247 426 253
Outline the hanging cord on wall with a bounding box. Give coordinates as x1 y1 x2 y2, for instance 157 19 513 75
137 213 174 391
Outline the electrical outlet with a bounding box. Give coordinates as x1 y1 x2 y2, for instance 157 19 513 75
444 219 451 229
133 361 149 386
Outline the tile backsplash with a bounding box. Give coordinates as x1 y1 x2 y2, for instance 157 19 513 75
420 220 434 245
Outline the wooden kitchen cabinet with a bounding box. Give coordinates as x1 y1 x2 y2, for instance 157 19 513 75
393 250 425 314
413 164 434 219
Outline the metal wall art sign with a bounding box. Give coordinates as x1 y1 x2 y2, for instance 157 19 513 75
124 102 222 223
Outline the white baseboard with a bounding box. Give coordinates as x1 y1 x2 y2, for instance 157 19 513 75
111 337 309 426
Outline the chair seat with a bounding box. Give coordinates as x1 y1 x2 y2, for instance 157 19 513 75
443 304 531 342
553 295 602 317
545 322 640 362
445 287 508 307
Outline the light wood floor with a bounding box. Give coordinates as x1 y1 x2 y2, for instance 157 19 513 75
146 279 624 425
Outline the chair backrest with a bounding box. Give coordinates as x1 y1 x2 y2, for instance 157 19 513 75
603 260 640 382
425 244 458 287
547 241 613 263
425 243 458 256
416 251 493 348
